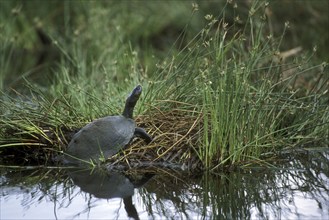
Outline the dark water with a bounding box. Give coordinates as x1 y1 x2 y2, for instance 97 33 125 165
1 149 328 220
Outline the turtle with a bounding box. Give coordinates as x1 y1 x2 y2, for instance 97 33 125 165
64 85 152 165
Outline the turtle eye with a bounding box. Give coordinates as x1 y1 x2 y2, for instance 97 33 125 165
133 85 142 94
135 85 142 92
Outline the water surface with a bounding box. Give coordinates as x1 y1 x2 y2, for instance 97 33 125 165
1 149 328 219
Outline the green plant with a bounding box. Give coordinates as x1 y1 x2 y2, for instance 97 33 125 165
0 1 328 170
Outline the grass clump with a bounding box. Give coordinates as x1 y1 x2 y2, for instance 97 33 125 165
0 1 328 170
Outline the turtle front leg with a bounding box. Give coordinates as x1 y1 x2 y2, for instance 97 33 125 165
134 127 152 143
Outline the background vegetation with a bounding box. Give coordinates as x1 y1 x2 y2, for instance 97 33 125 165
0 0 328 170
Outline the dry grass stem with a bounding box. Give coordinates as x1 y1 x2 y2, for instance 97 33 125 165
106 108 204 171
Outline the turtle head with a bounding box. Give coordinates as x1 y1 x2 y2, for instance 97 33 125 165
122 85 142 118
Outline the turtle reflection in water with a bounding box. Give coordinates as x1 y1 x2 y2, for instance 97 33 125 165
68 168 153 219
65 85 152 165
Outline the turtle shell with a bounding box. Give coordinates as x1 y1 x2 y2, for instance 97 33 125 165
65 115 135 164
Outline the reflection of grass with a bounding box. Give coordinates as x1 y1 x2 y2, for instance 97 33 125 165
2 150 327 219
138 150 329 219
0 1 328 169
